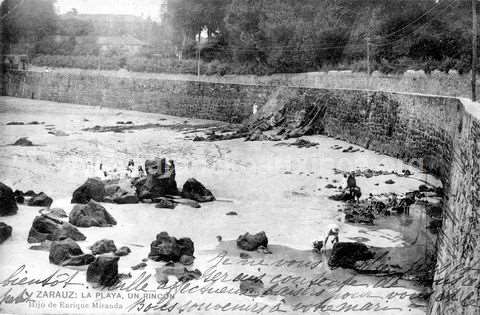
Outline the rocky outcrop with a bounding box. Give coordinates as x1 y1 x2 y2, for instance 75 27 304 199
0 223 12 244
49 238 94 266
69 200 116 227
0 182 18 216
71 178 106 204
181 178 215 202
87 256 119 287
328 242 375 269
136 158 178 199
90 239 117 255
28 215 86 243
236 232 268 251
27 192 53 207
148 232 194 262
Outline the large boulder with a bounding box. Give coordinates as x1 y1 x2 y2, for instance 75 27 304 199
148 232 194 262
236 232 268 251
181 178 215 202
0 182 18 216
27 192 53 207
0 222 12 244
87 256 119 287
71 178 106 204
136 158 178 200
28 215 86 243
69 200 116 228
90 239 117 255
49 238 94 266
328 242 375 269
104 179 138 204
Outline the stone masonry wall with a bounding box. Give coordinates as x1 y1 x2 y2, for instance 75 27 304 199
3 70 479 314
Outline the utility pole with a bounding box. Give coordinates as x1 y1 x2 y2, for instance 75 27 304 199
473 0 478 101
366 36 371 76
197 44 201 78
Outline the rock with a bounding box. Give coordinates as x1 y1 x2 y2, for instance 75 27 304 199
148 232 194 262
328 242 375 269
179 255 194 265
418 184 429 192
24 190 36 197
87 256 119 287
0 222 12 243
12 137 33 146
40 208 67 218
181 178 215 202
154 197 176 209
329 192 354 201
15 195 25 204
6 121 24 125
136 158 178 199
90 239 117 255
28 215 86 243
115 246 131 257
385 179 395 185
236 231 268 251
49 238 94 266
104 179 138 204
131 262 147 270
71 178 106 204
27 192 53 207
226 211 238 216
69 200 116 227
54 130 69 136
288 138 318 148
257 245 272 254
172 198 201 208
239 277 264 296
0 182 18 216
325 184 336 189
240 252 251 259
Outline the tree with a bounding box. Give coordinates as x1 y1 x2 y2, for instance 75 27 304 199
1 0 57 44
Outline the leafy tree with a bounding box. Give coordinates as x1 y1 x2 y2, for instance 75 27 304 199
1 0 57 44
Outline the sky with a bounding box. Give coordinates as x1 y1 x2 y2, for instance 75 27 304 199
55 0 164 20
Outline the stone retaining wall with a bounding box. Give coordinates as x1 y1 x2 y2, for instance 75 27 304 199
3 69 479 314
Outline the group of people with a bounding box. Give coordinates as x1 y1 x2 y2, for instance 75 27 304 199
96 159 145 180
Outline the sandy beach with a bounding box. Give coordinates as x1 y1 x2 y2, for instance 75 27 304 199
0 96 442 314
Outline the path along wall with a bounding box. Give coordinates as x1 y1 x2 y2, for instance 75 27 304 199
3 70 480 314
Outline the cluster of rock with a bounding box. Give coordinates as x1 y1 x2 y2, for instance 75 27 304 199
236 231 268 251
71 158 215 207
148 232 195 264
328 242 375 269
15 190 53 207
28 215 86 243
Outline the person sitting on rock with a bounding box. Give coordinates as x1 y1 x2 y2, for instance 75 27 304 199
323 224 340 251
346 172 361 202
138 166 145 177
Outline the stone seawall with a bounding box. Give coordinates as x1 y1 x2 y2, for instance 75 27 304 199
3 70 479 314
